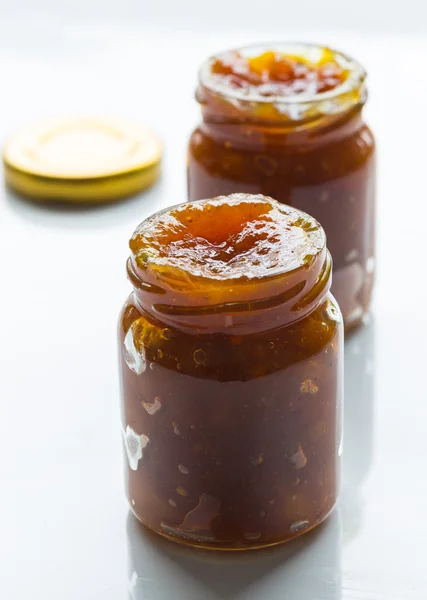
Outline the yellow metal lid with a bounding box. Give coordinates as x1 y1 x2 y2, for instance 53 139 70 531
3 117 162 203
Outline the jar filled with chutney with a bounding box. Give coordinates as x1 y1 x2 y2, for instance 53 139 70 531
188 43 376 330
119 193 343 550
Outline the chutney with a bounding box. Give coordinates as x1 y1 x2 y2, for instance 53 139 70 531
119 193 343 550
188 43 376 330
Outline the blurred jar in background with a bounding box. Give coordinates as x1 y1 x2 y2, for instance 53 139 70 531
188 43 376 331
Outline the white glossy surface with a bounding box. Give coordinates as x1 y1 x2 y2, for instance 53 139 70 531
1 20 427 600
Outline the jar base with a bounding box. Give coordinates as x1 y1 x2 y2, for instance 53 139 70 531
129 503 337 552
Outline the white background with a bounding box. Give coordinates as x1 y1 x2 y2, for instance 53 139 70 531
2 0 427 33
1 2 427 599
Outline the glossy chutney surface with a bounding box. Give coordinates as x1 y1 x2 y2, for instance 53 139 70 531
210 48 348 97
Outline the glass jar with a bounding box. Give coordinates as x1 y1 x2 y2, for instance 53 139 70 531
188 43 376 330
118 193 343 550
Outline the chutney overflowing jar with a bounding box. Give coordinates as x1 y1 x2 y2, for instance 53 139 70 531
119 193 343 550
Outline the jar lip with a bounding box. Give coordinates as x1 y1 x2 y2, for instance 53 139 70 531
128 194 332 332
129 194 327 287
198 42 366 119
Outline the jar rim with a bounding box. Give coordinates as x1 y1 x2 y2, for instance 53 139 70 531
129 194 326 285
198 42 367 120
127 195 332 332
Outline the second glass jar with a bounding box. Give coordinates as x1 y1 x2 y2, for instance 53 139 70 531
188 43 376 330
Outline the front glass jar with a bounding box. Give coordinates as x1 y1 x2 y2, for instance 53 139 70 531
188 43 376 330
119 193 343 550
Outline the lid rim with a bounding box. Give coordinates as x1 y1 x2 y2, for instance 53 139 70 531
4 162 161 204
2 154 162 182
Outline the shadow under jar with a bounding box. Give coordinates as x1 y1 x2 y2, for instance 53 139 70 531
119 193 343 550
188 43 376 331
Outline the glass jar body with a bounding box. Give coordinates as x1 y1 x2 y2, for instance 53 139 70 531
188 110 376 330
119 291 343 550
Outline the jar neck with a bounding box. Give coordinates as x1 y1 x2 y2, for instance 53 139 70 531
127 249 332 335
197 82 365 150
202 105 363 151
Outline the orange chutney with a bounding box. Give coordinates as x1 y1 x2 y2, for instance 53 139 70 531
119 193 343 550
188 44 376 330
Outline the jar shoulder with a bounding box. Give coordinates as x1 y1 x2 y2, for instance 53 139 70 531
189 118 376 161
118 294 342 381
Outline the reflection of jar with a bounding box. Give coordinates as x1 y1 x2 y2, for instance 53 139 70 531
342 318 375 541
188 43 376 331
127 509 342 600
119 194 343 550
